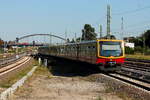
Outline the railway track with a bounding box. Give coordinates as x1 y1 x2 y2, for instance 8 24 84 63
124 61 150 72
119 58 150 83
0 53 27 68
105 58 150 92
105 73 150 92
0 56 31 77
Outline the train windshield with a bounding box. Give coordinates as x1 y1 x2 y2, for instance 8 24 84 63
100 41 123 57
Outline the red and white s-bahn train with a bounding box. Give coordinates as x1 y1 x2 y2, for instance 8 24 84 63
38 39 125 71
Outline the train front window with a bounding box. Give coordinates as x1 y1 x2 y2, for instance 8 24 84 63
100 41 123 57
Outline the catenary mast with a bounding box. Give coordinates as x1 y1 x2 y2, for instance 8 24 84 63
107 5 111 37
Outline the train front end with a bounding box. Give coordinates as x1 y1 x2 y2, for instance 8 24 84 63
96 39 125 71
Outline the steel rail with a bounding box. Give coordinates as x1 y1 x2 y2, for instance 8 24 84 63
104 73 150 92
121 58 150 83
0 53 27 68
0 57 31 76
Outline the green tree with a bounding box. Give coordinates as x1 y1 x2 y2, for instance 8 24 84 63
132 30 150 47
70 39 75 43
103 34 116 39
0 38 4 46
67 38 70 43
76 37 81 42
81 24 97 41
142 30 150 48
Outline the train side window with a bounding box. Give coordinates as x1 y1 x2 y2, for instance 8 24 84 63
93 46 95 51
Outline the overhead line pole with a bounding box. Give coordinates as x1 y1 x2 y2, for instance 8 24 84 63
99 25 102 38
75 33 77 43
50 33 52 46
65 29 67 43
121 17 124 40
107 5 111 37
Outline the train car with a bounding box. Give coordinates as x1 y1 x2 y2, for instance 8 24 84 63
96 39 125 71
38 39 125 71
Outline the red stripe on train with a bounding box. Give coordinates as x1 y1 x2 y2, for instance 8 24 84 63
96 58 125 64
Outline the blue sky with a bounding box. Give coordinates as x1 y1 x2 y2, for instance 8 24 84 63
0 0 150 41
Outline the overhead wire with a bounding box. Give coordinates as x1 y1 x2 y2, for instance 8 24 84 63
92 4 150 38
113 5 150 15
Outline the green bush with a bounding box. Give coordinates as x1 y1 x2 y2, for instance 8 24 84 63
134 46 143 53
125 47 134 54
0 48 4 54
133 46 150 55
144 49 150 55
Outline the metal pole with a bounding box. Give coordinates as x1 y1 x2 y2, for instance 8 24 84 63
121 17 124 40
100 25 102 38
50 33 52 46
107 5 111 36
75 33 77 43
65 29 67 41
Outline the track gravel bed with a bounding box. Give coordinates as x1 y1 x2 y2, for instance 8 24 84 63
11 66 123 100
97 74 150 100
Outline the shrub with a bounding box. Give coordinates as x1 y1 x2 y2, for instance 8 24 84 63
134 46 143 53
144 48 150 55
125 47 134 54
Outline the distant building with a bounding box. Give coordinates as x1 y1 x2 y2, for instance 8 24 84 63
125 42 135 48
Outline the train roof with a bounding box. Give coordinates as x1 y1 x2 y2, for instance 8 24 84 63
66 40 96 45
39 39 124 48
65 39 123 45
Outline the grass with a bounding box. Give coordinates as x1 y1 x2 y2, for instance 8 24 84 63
117 93 133 100
0 60 37 88
96 96 103 100
104 86 113 93
33 64 52 78
126 54 150 60
0 60 52 88
10 62 52 96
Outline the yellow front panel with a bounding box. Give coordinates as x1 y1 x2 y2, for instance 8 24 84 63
97 39 125 59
